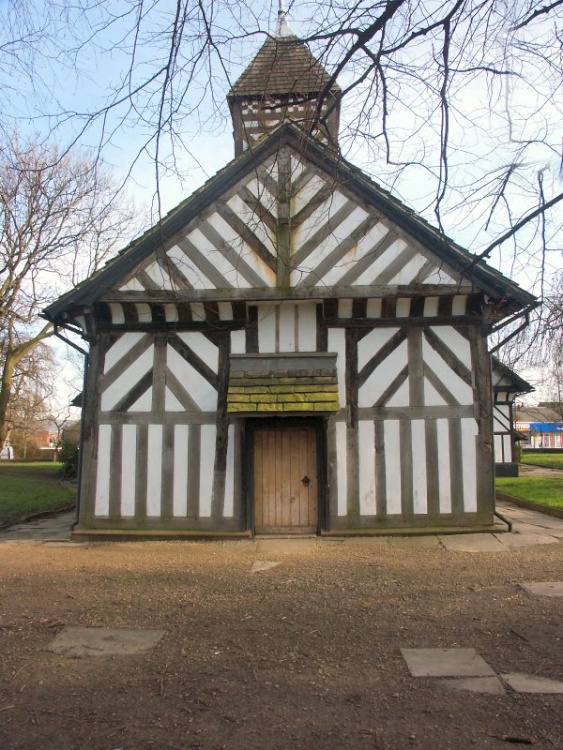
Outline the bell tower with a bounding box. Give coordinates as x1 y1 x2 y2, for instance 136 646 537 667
227 3 341 155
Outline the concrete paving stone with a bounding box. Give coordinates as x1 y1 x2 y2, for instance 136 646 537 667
401 648 496 678
520 581 563 598
389 536 442 549
0 539 43 545
438 677 505 694
511 522 563 538
439 534 505 552
250 560 282 573
320 536 390 547
47 627 165 657
255 538 317 554
502 673 563 694
495 533 559 548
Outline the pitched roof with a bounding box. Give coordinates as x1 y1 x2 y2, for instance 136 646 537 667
491 358 534 394
515 406 562 423
228 36 338 98
43 123 537 323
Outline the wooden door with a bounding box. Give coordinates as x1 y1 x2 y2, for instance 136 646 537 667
253 424 318 534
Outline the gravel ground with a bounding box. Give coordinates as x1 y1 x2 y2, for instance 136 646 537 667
0 539 562 750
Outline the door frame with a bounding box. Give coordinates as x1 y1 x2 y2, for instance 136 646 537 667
243 417 328 535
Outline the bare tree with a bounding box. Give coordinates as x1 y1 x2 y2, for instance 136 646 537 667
0 131 135 446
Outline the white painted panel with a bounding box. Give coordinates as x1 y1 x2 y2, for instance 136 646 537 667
424 297 439 317
366 298 382 318
431 326 471 366
292 173 329 217
278 304 296 352
257 304 277 353
226 193 276 252
357 327 397 371
173 425 189 517
167 346 217 411
436 419 452 513
207 213 275 286
230 330 246 354
294 191 349 249
104 333 145 374
74 315 87 333
165 304 179 322
121 425 137 517
336 422 348 516
218 302 233 321
136 303 152 323
423 378 447 407
128 386 153 412
177 332 219 373
461 419 478 512
146 425 163 517
120 277 145 291
358 421 376 515
384 421 402 514
245 177 276 214
386 379 409 407
108 303 125 325
199 425 216 517
167 244 213 289
353 238 408 286
396 298 411 318
320 222 389 288
452 295 467 315
338 299 353 318
328 328 346 405
297 302 317 351
190 302 206 321
224 425 235 518
411 420 427 514
290 153 305 183
494 434 503 462
94 424 112 516
144 261 173 289
423 266 456 284
388 254 427 286
186 226 252 288
421 338 473 405
165 387 184 412
503 435 512 462
359 340 408 407
101 345 154 411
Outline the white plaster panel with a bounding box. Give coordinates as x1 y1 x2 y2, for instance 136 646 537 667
358 421 376 515
166 346 217 411
336 421 348 516
94 424 112 516
207 212 275 286
423 377 447 407
294 191 349 248
436 418 452 513
165 387 184 412
144 261 173 289
423 266 456 284
190 302 206 321
421 338 473 405
128 386 153 412
119 277 145 291
423 297 439 317
386 379 409 407
396 298 411 318
121 425 137 517
101 344 154 411
165 304 179 322
328 328 346 405
296 302 317 351
353 238 408 286
366 298 382 318
278 304 296 352
452 295 467 315
384 420 402 514
494 434 503 462
461 418 478 513
245 177 277 215
411 420 427 514
230 330 246 354
146 425 162 517
186 226 253 288
104 333 145 374
257 304 277 353
218 302 233 321
359 340 408 407
321 222 389 288
167 244 213 289
226 193 276 251
388 254 428 286
136 303 152 323
108 303 125 325
199 425 216 517
173 425 189 517
338 299 353 318
292 173 329 217
224 424 235 518
430 326 471 366
177 332 219 373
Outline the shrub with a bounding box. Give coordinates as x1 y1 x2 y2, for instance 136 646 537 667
58 437 79 479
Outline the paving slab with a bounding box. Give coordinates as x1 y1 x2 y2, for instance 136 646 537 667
496 533 559 548
438 534 505 552
520 581 563 598
389 535 442 549
47 627 165 657
401 648 495 678
320 536 389 547
502 673 563 694
255 538 317 554
250 560 281 573
438 677 505 694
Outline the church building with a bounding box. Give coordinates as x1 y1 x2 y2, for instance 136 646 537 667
45 15 536 539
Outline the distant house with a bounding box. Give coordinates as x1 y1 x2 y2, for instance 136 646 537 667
491 360 533 476
516 406 563 450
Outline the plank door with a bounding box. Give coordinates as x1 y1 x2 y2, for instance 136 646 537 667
253 424 318 534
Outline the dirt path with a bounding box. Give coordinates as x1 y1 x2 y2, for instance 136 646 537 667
1 540 562 750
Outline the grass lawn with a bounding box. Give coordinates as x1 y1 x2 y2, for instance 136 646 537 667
0 462 75 526
520 452 563 469
496 477 563 509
